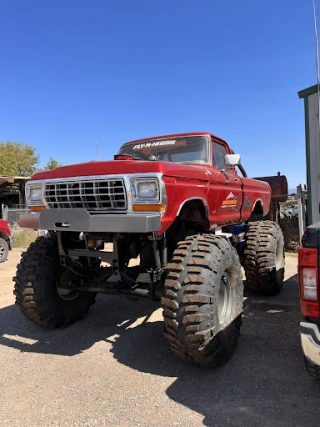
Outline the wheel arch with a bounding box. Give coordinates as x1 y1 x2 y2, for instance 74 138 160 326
251 199 264 215
176 197 210 230
0 231 10 246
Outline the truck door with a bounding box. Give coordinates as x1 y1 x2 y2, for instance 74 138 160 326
209 139 242 224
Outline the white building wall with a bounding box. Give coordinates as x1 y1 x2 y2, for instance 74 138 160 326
308 92 320 223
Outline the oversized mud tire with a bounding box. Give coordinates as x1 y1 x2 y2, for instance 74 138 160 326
14 235 96 328
0 237 9 263
162 234 243 367
243 221 285 295
304 357 320 380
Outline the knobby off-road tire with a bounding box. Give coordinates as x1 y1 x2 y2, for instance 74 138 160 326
304 357 320 380
243 221 285 296
162 234 243 367
0 237 9 263
14 235 96 328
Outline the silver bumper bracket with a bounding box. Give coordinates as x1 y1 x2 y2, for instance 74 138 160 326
20 209 161 233
300 321 320 365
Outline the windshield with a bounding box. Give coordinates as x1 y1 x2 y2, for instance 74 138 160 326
118 136 209 164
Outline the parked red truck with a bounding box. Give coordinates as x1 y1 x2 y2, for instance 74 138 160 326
16 132 285 367
0 219 11 263
299 224 320 379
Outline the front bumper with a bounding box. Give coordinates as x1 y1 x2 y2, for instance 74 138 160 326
20 209 161 233
300 321 320 365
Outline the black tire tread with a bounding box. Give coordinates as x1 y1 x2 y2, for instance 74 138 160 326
0 237 9 263
162 234 243 367
305 357 320 380
14 235 96 328
243 220 285 295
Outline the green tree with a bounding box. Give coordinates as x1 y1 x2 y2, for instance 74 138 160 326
43 157 62 170
0 141 40 176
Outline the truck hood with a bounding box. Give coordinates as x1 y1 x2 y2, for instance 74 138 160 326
31 160 214 182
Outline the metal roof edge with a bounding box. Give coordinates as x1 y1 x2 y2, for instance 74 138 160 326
298 84 319 99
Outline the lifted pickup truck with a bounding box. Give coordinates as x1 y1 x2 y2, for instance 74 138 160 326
0 219 11 262
16 132 285 367
299 223 320 379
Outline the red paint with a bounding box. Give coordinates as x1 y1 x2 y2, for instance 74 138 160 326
114 155 134 161
299 247 318 267
298 247 320 317
164 177 176 184
19 214 40 230
0 219 11 239
29 132 271 233
300 301 320 317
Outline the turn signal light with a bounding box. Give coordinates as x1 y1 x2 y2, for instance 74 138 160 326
299 247 320 316
30 206 46 212
132 204 166 212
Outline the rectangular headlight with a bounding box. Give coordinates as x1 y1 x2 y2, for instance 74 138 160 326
26 185 44 206
30 187 43 201
131 178 159 203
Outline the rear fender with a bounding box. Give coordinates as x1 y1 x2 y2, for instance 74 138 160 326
252 199 264 215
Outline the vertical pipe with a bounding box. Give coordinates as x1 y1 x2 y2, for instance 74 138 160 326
162 233 168 267
152 236 161 269
297 184 306 243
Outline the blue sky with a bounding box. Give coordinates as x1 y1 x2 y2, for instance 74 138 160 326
0 0 316 188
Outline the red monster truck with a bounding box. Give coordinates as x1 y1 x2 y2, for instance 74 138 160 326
15 132 285 367
0 219 11 263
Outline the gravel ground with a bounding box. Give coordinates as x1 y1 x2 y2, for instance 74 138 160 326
0 250 319 427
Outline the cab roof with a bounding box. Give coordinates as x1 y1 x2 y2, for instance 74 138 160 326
122 132 228 146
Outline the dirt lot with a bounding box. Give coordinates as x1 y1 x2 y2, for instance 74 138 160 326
0 250 319 426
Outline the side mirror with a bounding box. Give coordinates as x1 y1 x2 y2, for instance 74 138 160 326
225 154 241 166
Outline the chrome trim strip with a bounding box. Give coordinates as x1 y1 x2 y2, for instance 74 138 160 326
301 322 320 341
26 172 167 216
300 322 320 365
27 172 164 185
301 334 320 365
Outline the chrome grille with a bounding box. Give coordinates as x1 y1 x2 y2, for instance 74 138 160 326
44 179 127 211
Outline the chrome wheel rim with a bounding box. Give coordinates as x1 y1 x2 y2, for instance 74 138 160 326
218 272 232 326
0 243 5 260
275 236 284 270
56 268 80 301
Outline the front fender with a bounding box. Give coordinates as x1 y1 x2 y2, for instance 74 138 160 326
159 178 210 234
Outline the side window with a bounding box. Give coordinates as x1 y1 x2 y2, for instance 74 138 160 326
212 142 230 170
